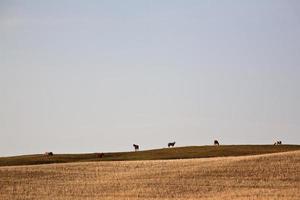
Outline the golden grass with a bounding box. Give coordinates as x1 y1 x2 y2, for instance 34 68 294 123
0 150 299 200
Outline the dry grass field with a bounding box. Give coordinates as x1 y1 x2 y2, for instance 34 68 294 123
0 150 299 200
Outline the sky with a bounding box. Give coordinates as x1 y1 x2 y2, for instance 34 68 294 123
0 0 300 156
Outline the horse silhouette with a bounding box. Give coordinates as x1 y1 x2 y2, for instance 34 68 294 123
44 152 53 156
168 142 176 147
133 144 139 151
274 141 282 145
214 140 219 146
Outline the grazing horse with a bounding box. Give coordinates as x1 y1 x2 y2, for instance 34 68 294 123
214 140 219 146
133 144 139 151
274 141 282 145
168 142 176 147
44 152 53 156
96 153 104 158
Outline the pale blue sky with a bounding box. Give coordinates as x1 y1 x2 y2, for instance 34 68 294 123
0 1 300 156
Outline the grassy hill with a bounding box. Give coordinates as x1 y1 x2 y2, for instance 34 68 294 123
1 150 299 199
1 145 299 167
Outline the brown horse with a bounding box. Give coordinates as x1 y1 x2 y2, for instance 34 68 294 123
44 152 53 156
96 153 104 158
133 144 139 151
274 141 282 145
168 142 176 147
214 140 219 146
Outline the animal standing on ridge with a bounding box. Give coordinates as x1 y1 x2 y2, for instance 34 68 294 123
133 144 139 151
96 153 104 158
214 140 219 146
44 152 53 156
274 141 282 145
168 142 176 147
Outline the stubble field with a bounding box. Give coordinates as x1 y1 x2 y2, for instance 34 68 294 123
0 150 299 200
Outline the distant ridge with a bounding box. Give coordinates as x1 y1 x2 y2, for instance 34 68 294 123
1 145 299 167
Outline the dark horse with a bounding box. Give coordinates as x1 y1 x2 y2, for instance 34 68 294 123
133 144 139 151
44 152 53 156
168 142 176 147
96 153 104 158
214 140 219 146
274 141 282 145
